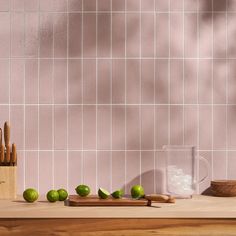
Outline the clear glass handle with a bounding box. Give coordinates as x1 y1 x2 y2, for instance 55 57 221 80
198 156 210 183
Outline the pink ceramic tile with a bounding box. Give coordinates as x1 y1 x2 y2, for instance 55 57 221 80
39 105 53 149
112 59 125 103
184 59 197 104
155 105 168 149
54 151 68 189
112 13 125 57
141 0 154 11
227 106 236 150
68 59 82 104
170 106 184 145
24 0 39 11
25 151 38 189
39 13 53 57
10 59 24 104
97 106 111 150
54 59 67 104
10 0 24 11
83 13 96 57
155 151 166 193
170 59 183 104
97 151 111 191
155 0 169 11
54 13 67 57
83 59 96 104
228 0 236 10
199 13 213 58
126 13 141 57
10 105 24 149
141 13 154 57
11 13 24 57
40 0 54 11
0 106 9 126
112 0 125 11
184 106 198 146
39 151 53 194
199 151 212 194
39 59 53 104
126 151 140 194
112 106 125 150
25 59 38 104
54 105 67 150
126 59 140 104
227 14 236 58
126 0 140 11
141 59 154 104
98 13 111 57
184 0 197 11
155 59 169 104
213 151 227 180
97 59 111 104
228 60 236 104
141 151 154 194
228 151 236 179
83 106 96 149
126 106 140 150
98 0 110 11
16 150 24 194
213 13 226 58
198 59 213 104
156 13 169 57
53 0 67 11
170 13 183 57
68 0 82 11
0 13 9 57
112 151 125 190
68 106 82 150
0 60 9 104
25 106 38 150
83 151 96 193
170 0 183 11
141 106 154 150
83 0 96 11
184 14 197 57
68 151 82 194
213 0 226 11
0 0 9 11
69 13 82 57
199 105 212 150
199 0 212 11
213 59 226 104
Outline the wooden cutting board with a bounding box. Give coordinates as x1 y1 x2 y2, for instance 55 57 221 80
68 195 151 206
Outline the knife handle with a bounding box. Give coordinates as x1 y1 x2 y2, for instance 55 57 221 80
145 194 175 203
0 144 4 166
4 122 10 146
11 143 16 166
5 144 10 165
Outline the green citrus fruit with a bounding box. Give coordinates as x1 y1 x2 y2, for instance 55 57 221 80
111 189 124 199
47 190 59 202
57 189 68 201
23 188 39 203
75 185 90 197
98 188 110 199
131 185 145 199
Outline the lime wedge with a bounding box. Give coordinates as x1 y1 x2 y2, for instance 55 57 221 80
98 188 110 199
111 189 124 199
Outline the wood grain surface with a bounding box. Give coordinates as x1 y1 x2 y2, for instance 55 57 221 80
0 218 236 236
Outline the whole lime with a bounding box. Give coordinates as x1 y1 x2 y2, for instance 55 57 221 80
47 190 59 202
98 188 110 199
57 189 68 201
131 185 145 199
23 188 39 203
75 185 90 197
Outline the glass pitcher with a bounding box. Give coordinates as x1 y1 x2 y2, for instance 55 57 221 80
163 145 209 198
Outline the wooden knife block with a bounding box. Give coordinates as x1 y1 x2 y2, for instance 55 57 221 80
0 166 16 199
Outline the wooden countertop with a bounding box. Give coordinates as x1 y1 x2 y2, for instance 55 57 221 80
0 195 235 219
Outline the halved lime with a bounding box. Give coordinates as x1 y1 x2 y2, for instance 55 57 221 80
57 189 68 201
23 188 39 203
98 188 110 199
75 185 90 197
131 185 145 199
47 190 59 202
111 189 124 199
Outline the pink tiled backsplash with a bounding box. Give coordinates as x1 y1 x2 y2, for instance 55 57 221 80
0 0 235 195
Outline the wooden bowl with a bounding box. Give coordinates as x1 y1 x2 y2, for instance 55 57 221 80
211 180 236 197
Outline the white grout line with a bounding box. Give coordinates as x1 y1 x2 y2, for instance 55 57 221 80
226 0 228 179
168 0 171 145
